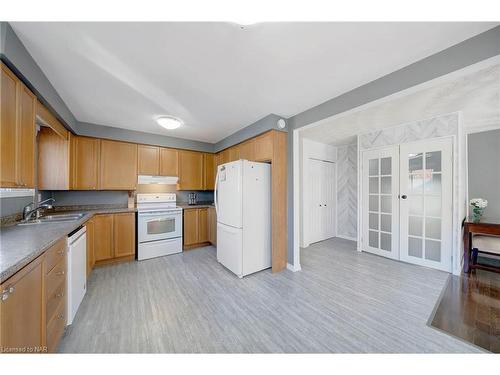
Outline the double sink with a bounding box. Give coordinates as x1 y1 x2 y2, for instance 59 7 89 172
18 213 86 226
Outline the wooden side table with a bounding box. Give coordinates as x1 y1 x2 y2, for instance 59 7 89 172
463 217 500 273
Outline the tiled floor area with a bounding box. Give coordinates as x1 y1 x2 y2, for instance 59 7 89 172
59 238 481 353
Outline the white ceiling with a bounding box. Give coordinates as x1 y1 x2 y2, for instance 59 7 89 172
11 22 498 143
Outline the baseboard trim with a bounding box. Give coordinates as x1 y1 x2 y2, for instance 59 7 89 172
336 234 358 242
287 263 302 272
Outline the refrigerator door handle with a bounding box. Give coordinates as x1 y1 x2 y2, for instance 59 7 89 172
214 167 219 216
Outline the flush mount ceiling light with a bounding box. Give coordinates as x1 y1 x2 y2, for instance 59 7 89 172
156 116 183 130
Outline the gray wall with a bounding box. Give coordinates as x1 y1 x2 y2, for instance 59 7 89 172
285 25 500 265
78 122 214 153
467 128 500 219
214 114 285 152
0 22 78 132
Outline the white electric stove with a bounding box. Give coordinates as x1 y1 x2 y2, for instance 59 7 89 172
136 193 183 260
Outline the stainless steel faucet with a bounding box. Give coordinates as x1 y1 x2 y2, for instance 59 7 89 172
22 198 55 221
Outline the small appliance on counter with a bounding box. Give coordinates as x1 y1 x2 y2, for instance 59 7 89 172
188 192 197 205
136 193 183 260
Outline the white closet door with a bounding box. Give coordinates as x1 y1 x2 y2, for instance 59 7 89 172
362 146 400 259
323 161 336 239
399 138 453 272
308 159 322 244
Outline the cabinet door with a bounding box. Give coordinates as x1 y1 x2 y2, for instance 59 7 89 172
0 255 44 352
86 219 95 277
99 140 137 190
239 139 255 161
228 146 240 162
198 208 208 243
38 127 70 190
17 84 36 188
254 132 273 162
183 209 199 246
203 153 215 190
93 214 114 261
72 136 99 190
159 147 178 176
0 64 19 187
178 150 203 190
113 213 136 258
138 145 160 175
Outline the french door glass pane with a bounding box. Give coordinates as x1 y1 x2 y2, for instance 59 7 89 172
425 217 441 240
369 177 379 193
381 157 392 175
426 151 442 172
381 176 391 193
408 174 424 194
425 196 442 217
409 196 423 215
380 233 392 251
380 196 392 213
369 195 379 211
409 216 423 237
425 240 441 261
409 153 423 172
369 230 379 248
425 173 441 194
380 214 391 232
408 237 423 258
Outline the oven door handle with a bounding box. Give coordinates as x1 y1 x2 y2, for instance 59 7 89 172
139 212 180 217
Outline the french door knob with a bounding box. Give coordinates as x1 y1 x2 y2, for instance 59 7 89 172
401 195 407 200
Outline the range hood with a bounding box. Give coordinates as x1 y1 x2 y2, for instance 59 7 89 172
137 175 178 185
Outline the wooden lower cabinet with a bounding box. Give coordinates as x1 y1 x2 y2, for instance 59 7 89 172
208 207 217 246
0 238 68 353
0 256 44 353
183 208 210 249
86 219 95 277
93 212 136 266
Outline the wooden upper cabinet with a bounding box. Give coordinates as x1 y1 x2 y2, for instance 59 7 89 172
228 146 240 162
239 139 255 161
203 153 215 190
113 213 135 258
159 147 178 176
38 127 70 190
0 64 19 187
99 140 137 190
178 150 203 190
138 145 160 175
216 149 229 168
254 131 274 162
0 255 44 352
0 63 36 188
93 214 114 262
71 136 100 190
18 85 36 188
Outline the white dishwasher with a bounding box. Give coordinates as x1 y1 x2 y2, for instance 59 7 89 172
67 226 87 325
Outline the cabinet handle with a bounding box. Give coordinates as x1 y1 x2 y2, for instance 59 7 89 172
56 292 64 298
56 271 65 276
57 314 64 320
1 293 8 301
57 250 64 255
8 286 15 294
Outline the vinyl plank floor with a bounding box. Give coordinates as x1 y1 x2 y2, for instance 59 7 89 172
59 238 482 353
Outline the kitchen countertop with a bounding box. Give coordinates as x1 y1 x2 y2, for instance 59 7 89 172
177 202 215 209
0 207 136 283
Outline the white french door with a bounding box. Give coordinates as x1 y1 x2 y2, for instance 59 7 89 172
362 147 400 259
307 159 336 244
361 138 453 272
399 138 453 271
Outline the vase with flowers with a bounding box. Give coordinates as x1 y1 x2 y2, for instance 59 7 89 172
470 198 488 223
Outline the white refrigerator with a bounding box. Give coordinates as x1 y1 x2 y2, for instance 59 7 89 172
215 159 271 278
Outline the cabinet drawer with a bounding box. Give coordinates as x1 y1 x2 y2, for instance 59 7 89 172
44 238 67 275
46 280 66 324
46 298 66 353
45 258 66 298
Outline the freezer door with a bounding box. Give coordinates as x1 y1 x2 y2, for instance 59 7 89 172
216 160 242 228
217 222 243 277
